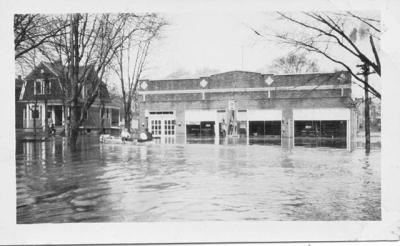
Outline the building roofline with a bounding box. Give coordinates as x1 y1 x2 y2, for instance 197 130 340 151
140 78 201 82
141 70 349 82
268 71 348 76
42 62 61 77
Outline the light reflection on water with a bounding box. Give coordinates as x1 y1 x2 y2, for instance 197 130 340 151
16 136 380 223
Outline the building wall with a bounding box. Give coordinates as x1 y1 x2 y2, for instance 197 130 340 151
81 106 119 129
140 97 352 136
138 71 355 148
15 86 24 129
21 102 119 131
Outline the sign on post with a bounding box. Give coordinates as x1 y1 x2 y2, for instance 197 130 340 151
228 100 235 110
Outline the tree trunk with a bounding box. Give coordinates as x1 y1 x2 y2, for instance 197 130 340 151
68 13 80 148
70 103 80 148
100 103 105 134
124 100 132 132
63 102 70 139
44 100 49 136
124 113 131 132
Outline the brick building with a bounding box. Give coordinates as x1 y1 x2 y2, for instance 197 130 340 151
18 62 120 133
138 70 357 149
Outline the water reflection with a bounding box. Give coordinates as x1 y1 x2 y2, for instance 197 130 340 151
16 135 381 223
184 136 282 146
294 137 347 149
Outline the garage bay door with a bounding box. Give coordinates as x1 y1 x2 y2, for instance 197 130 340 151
293 108 350 149
185 110 216 137
247 110 282 136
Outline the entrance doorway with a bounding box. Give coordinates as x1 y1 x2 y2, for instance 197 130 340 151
148 111 176 137
149 118 176 137
54 106 63 126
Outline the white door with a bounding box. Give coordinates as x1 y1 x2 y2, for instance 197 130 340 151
149 119 162 136
149 117 176 137
163 119 176 136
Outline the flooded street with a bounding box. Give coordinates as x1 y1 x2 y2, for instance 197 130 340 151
16 136 380 223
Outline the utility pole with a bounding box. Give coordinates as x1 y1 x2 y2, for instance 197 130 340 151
357 63 371 153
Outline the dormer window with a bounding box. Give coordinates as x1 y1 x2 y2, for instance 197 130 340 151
34 80 43 95
44 79 51 94
34 79 51 95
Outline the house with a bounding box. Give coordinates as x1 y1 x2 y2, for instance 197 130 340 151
15 75 24 129
137 70 357 149
18 62 120 133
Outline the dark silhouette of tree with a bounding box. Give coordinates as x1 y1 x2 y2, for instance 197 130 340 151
193 67 220 77
14 14 66 60
165 69 192 79
165 67 220 79
268 52 319 74
249 11 380 152
251 11 381 99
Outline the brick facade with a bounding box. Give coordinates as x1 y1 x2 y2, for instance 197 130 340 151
138 70 357 149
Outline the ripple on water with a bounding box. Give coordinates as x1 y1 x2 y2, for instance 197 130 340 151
16 136 381 223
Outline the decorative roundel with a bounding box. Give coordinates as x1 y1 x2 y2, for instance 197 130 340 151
140 81 148 90
265 76 274 85
200 79 208 88
338 73 346 82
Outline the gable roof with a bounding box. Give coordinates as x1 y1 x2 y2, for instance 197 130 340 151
15 76 24 88
21 62 111 102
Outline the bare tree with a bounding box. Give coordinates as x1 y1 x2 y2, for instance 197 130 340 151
35 13 141 146
165 67 220 79
112 14 166 132
193 67 220 77
274 12 380 99
268 52 319 74
249 11 381 153
165 68 192 79
14 14 66 60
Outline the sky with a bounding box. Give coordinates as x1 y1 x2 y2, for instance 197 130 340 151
137 12 380 99
143 12 312 79
14 11 380 99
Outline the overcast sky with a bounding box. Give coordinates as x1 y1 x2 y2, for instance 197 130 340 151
143 12 323 79
134 11 380 98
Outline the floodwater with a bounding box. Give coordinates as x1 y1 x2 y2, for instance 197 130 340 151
16 136 381 223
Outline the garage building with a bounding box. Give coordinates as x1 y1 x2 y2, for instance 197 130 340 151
137 70 357 149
